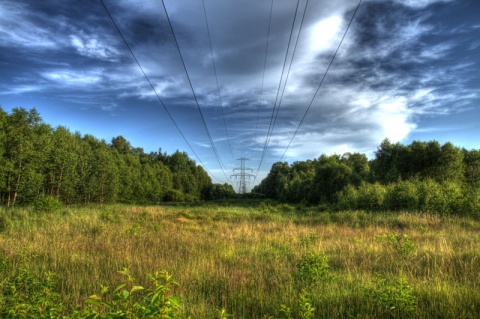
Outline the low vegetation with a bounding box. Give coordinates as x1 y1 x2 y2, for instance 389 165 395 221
1 108 479 317
1 202 479 318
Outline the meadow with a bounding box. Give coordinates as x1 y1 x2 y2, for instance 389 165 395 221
1 202 479 318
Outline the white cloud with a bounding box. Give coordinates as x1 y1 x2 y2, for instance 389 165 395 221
42 70 102 86
0 84 42 95
308 16 343 53
69 33 120 60
0 2 59 49
392 0 454 9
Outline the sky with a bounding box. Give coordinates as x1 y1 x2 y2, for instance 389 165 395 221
1 0 479 189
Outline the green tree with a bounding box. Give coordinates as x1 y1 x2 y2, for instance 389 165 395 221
0 107 9 205
283 160 315 203
44 126 79 203
340 152 370 185
436 142 464 183
464 149 480 188
3 108 43 207
371 138 405 183
90 140 119 204
254 162 290 200
314 155 352 203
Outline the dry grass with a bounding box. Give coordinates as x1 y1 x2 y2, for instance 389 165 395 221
1 203 479 318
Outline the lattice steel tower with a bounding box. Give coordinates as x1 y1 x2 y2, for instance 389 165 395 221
231 157 254 194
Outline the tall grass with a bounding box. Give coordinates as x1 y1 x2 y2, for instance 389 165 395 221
0 203 479 318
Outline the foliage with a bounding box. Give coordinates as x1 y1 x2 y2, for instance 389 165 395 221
376 233 415 257
366 274 417 318
83 268 183 319
0 204 479 318
254 137 479 218
0 107 235 207
0 248 64 318
33 194 62 214
295 252 330 286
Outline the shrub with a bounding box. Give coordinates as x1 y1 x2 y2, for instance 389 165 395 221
0 213 12 232
83 268 183 319
460 187 480 219
385 181 419 211
295 252 330 286
33 195 62 214
441 181 463 215
366 273 417 318
377 233 415 257
356 182 387 211
336 184 358 210
0 249 64 318
417 179 447 214
163 189 185 202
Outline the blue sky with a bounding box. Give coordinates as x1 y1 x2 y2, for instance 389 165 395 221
1 0 479 188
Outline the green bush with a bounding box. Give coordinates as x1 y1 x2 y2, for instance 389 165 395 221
441 181 463 215
337 183 387 212
83 268 183 319
385 180 419 211
357 183 387 211
336 185 358 210
366 273 417 318
417 179 447 214
163 189 185 202
33 195 62 214
0 213 12 232
295 252 330 286
0 249 64 318
460 187 480 219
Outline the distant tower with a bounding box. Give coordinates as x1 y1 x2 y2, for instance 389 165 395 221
231 158 254 194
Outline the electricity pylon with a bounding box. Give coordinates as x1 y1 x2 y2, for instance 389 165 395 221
231 157 254 194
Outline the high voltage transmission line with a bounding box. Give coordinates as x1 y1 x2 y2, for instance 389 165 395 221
253 0 274 146
254 0 302 181
102 0 363 189
99 0 224 183
279 0 363 162
202 0 236 161
161 0 232 182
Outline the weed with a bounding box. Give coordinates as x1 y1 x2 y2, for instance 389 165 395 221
366 273 417 318
33 195 62 214
295 252 330 286
83 268 183 318
0 213 12 232
299 232 319 247
377 233 415 256
0 248 64 318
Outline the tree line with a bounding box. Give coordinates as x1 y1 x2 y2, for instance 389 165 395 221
0 107 235 207
253 139 480 216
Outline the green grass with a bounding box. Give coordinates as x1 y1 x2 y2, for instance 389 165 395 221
1 202 479 318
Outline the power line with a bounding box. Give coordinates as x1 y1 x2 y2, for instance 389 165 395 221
99 0 223 183
266 0 310 154
280 0 363 162
161 0 232 182
202 0 235 160
255 0 301 180
253 0 274 148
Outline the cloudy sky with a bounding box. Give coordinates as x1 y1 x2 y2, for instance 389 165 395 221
1 0 479 188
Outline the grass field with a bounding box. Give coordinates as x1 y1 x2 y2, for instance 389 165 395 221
1 202 479 318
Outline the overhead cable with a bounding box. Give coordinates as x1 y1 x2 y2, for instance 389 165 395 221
161 0 232 182
202 0 236 160
252 0 274 149
254 0 301 181
99 0 223 183
279 0 363 162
